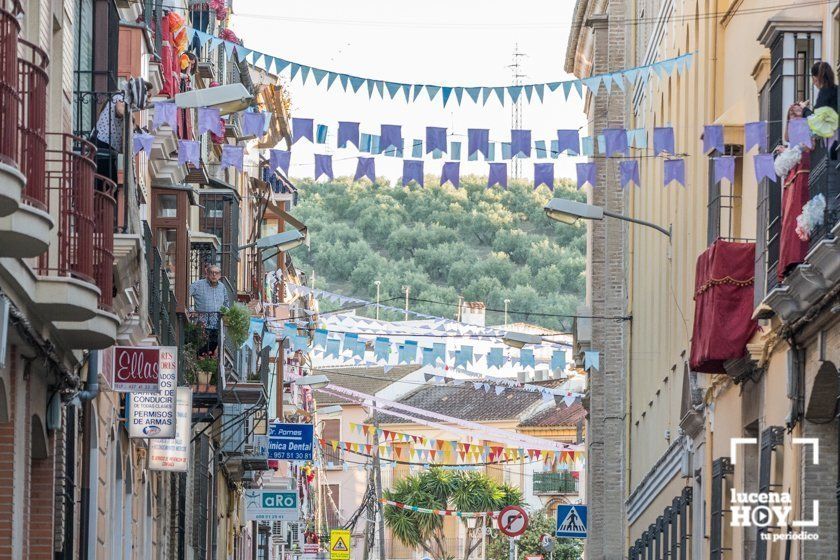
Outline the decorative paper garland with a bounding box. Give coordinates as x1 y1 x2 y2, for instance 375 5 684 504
380 499 499 518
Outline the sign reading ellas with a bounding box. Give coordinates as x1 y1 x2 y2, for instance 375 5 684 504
127 346 178 438
112 346 170 392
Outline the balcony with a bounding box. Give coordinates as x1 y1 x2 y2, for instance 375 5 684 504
0 0 23 217
762 144 840 322
532 471 579 495
0 39 53 257
144 220 182 347
32 134 118 347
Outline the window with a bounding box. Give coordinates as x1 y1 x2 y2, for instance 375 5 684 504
756 427 784 559
321 419 342 468
157 195 178 218
205 198 225 219
707 144 746 244
710 457 733 560
321 483 341 528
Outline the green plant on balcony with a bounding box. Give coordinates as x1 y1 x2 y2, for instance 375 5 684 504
221 303 250 348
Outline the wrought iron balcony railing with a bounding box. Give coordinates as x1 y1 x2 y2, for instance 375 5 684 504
143 220 182 346
18 39 49 210
0 0 22 168
532 471 579 494
806 140 840 250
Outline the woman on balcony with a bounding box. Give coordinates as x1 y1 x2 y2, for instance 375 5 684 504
776 103 811 281
801 62 837 117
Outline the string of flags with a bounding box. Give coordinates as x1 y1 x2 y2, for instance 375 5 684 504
186 26 695 106
318 438 584 468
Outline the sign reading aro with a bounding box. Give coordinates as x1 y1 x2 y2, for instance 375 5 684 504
244 490 300 522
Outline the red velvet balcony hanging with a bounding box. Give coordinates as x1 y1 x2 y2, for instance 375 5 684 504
689 239 759 373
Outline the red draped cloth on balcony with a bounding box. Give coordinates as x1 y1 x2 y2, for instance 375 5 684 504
689 239 758 373
778 150 811 281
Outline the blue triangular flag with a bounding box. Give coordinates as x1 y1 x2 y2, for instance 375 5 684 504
349 76 365 93
493 87 505 105
312 68 327 85
482 87 492 106
602 74 613 94
534 83 545 102
442 87 453 106
274 58 290 73
327 72 339 90
426 85 441 101
224 41 235 59
300 65 311 84
413 85 423 101
454 87 464 105
339 74 349 91
386 82 401 99
551 350 566 371
375 81 384 98
290 63 300 80
562 81 573 100
509 86 523 104
524 85 534 102
401 84 411 101
582 75 601 94
466 87 481 103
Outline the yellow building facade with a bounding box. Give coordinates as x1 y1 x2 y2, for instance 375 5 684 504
566 0 839 557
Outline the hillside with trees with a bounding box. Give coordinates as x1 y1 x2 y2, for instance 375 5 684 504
288 176 586 330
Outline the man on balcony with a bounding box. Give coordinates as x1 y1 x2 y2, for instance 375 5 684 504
189 265 229 355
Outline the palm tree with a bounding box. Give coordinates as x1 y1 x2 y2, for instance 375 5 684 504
383 468 523 560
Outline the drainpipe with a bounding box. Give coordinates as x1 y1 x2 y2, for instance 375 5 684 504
77 351 100 560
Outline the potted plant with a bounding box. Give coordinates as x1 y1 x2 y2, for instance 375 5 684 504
220 302 250 348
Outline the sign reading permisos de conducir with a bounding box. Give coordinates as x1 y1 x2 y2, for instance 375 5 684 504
244 490 300 522
127 346 178 438
268 422 314 461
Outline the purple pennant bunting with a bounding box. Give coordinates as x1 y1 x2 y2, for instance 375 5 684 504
753 153 777 183
152 102 177 130
132 133 154 155
269 149 291 175
177 140 200 167
744 121 767 153
426 127 447 154
703 125 724 154
713 156 735 185
441 162 460 187
468 129 490 158
534 163 554 189
663 158 685 187
354 157 375 182
198 107 223 136
653 127 675 155
603 128 628 156
292 118 314 144
221 145 244 171
338 122 360 148
576 162 596 189
556 129 580 155
314 154 333 180
380 124 403 151
619 160 640 188
511 129 532 157
788 117 813 149
402 160 424 186
488 163 507 188
242 111 265 138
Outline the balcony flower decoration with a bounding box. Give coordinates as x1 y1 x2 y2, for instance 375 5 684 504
166 11 189 54
774 144 802 178
795 194 827 241
210 0 228 21
807 106 839 139
218 27 241 45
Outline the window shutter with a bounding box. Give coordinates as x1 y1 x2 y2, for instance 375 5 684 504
321 419 342 467
711 457 733 559
756 427 784 558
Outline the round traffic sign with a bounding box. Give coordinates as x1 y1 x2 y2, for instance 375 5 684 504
539 534 556 552
497 505 529 537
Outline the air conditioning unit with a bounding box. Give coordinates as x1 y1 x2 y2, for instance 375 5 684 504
244 444 257 455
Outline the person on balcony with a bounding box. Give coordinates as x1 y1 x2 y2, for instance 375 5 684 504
800 62 838 117
189 265 230 355
776 103 811 281
91 92 126 182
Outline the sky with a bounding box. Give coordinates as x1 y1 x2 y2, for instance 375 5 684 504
232 0 587 183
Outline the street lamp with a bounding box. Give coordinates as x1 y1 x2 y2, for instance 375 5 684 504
374 280 381 321
502 331 542 349
238 230 307 266
293 374 330 389
544 198 671 238
503 299 510 327
316 405 343 416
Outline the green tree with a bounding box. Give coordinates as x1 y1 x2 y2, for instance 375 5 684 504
383 468 523 560
487 509 583 560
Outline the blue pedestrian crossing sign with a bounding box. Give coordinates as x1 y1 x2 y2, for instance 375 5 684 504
556 505 587 538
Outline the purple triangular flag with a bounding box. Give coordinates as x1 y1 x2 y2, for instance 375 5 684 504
292 118 314 144
603 127 628 156
511 129 532 158
619 160 640 188
314 154 333 180
177 139 200 167
338 121 360 148
198 107 223 136
242 111 265 138
703 125 724 154
441 162 460 187
653 127 675 155
576 162 596 189
663 158 685 187
534 163 554 189
221 145 244 171
713 156 735 185
402 160 424 186
132 133 154 155
468 129 490 158
753 153 777 183
354 157 375 182
744 121 767 153
556 129 580 155
426 127 447 154
381 124 403 151
269 149 291 175
152 102 177 130
488 163 507 188
788 117 812 149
